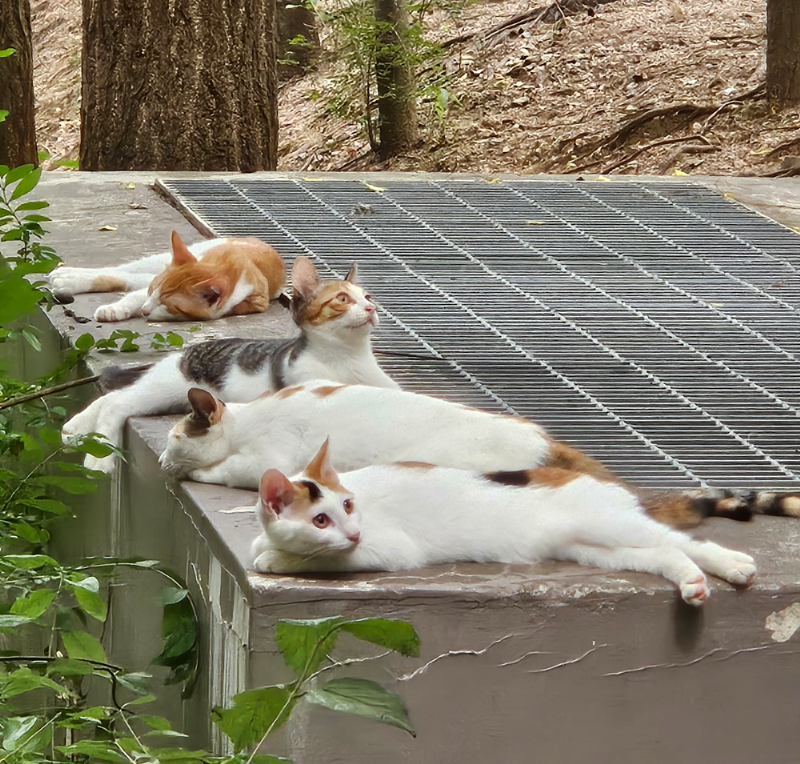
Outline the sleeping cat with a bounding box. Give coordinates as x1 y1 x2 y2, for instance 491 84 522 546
50 231 286 322
63 258 396 472
161 381 800 527
251 440 758 605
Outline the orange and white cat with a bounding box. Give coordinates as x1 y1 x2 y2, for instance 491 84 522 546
50 231 286 322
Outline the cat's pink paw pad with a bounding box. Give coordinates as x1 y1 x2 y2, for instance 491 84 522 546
680 576 709 606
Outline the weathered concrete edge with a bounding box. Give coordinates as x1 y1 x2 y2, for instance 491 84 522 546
36 171 800 616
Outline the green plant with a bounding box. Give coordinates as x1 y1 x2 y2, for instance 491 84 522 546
314 0 463 151
214 616 419 757
0 165 418 764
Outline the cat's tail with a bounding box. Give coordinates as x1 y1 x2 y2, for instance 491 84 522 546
98 363 154 392
641 488 800 527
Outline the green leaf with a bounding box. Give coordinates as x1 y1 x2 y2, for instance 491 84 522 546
10 589 56 619
1 715 53 754
0 614 35 629
57 740 127 762
212 684 296 752
70 578 108 621
22 213 50 223
74 436 115 458
74 332 95 351
340 618 420 657
160 587 189 606
27 498 69 515
0 273 42 324
4 164 33 185
139 715 173 731
46 658 95 677
39 475 99 494
274 617 342 677
61 629 106 663
1 554 58 570
116 672 151 694
0 668 67 699
10 167 42 201
15 201 49 212
306 677 415 736
0 48 15 57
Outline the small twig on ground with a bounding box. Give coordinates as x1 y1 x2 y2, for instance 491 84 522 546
602 134 711 173
656 144 717 175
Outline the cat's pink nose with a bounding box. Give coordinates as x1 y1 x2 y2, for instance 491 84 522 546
364 304 375 314
347 531 361 544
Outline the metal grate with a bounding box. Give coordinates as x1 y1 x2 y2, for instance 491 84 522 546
159 178 800 491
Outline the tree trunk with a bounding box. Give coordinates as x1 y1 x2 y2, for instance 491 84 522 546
767 0 800 106
373 0 418 158
0 0 38 168
81 0 278 171
276 0 319 79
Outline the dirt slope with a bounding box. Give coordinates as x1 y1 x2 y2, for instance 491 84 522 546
30 0 800 177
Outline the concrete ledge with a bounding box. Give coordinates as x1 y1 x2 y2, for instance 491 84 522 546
29 172 800 763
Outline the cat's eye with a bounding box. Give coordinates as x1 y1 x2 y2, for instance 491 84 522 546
336 292 352 303
343 498 354 514
313 513 330 528
364 294 373 302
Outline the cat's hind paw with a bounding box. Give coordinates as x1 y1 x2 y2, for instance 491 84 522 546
718 554 757 586
50 268 95 297
680 575 709 606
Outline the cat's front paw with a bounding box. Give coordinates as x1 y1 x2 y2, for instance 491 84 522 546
62 404 101 441
680 575 710 606
50 268 95 298
84 453 117 474
252 550 279 573
94 301 133 323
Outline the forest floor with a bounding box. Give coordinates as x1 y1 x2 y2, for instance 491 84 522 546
30 0 800 178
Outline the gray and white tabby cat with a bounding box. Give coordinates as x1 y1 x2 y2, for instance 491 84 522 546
63 257 396 472
251 440 758 606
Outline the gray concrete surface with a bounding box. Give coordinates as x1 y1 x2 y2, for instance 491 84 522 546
30 171 800 763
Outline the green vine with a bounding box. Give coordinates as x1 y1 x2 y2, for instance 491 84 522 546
0 163 418 762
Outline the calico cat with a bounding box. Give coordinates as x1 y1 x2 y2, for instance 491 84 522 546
50 231 286 322
161 381 800 527
63 258 396 472
251 440 758 605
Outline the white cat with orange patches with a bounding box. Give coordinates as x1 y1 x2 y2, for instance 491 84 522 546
160 381 800 527
251 440 758 606
50 231 286 322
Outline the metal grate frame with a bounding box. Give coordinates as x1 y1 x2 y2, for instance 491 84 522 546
159 177 800 491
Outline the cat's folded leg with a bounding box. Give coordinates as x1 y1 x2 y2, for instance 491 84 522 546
561 543 710 606
94 289 150 322
674 538 756 586
186 457 258 489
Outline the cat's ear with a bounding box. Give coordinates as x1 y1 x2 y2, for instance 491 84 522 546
171 231 198 266
259 469 296 517
304 438 339 488
291 257 321 301
345 262 359 284
187 388 223 426
198 282 224 306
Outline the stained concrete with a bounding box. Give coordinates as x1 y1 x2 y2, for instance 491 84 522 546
28 171 800 763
